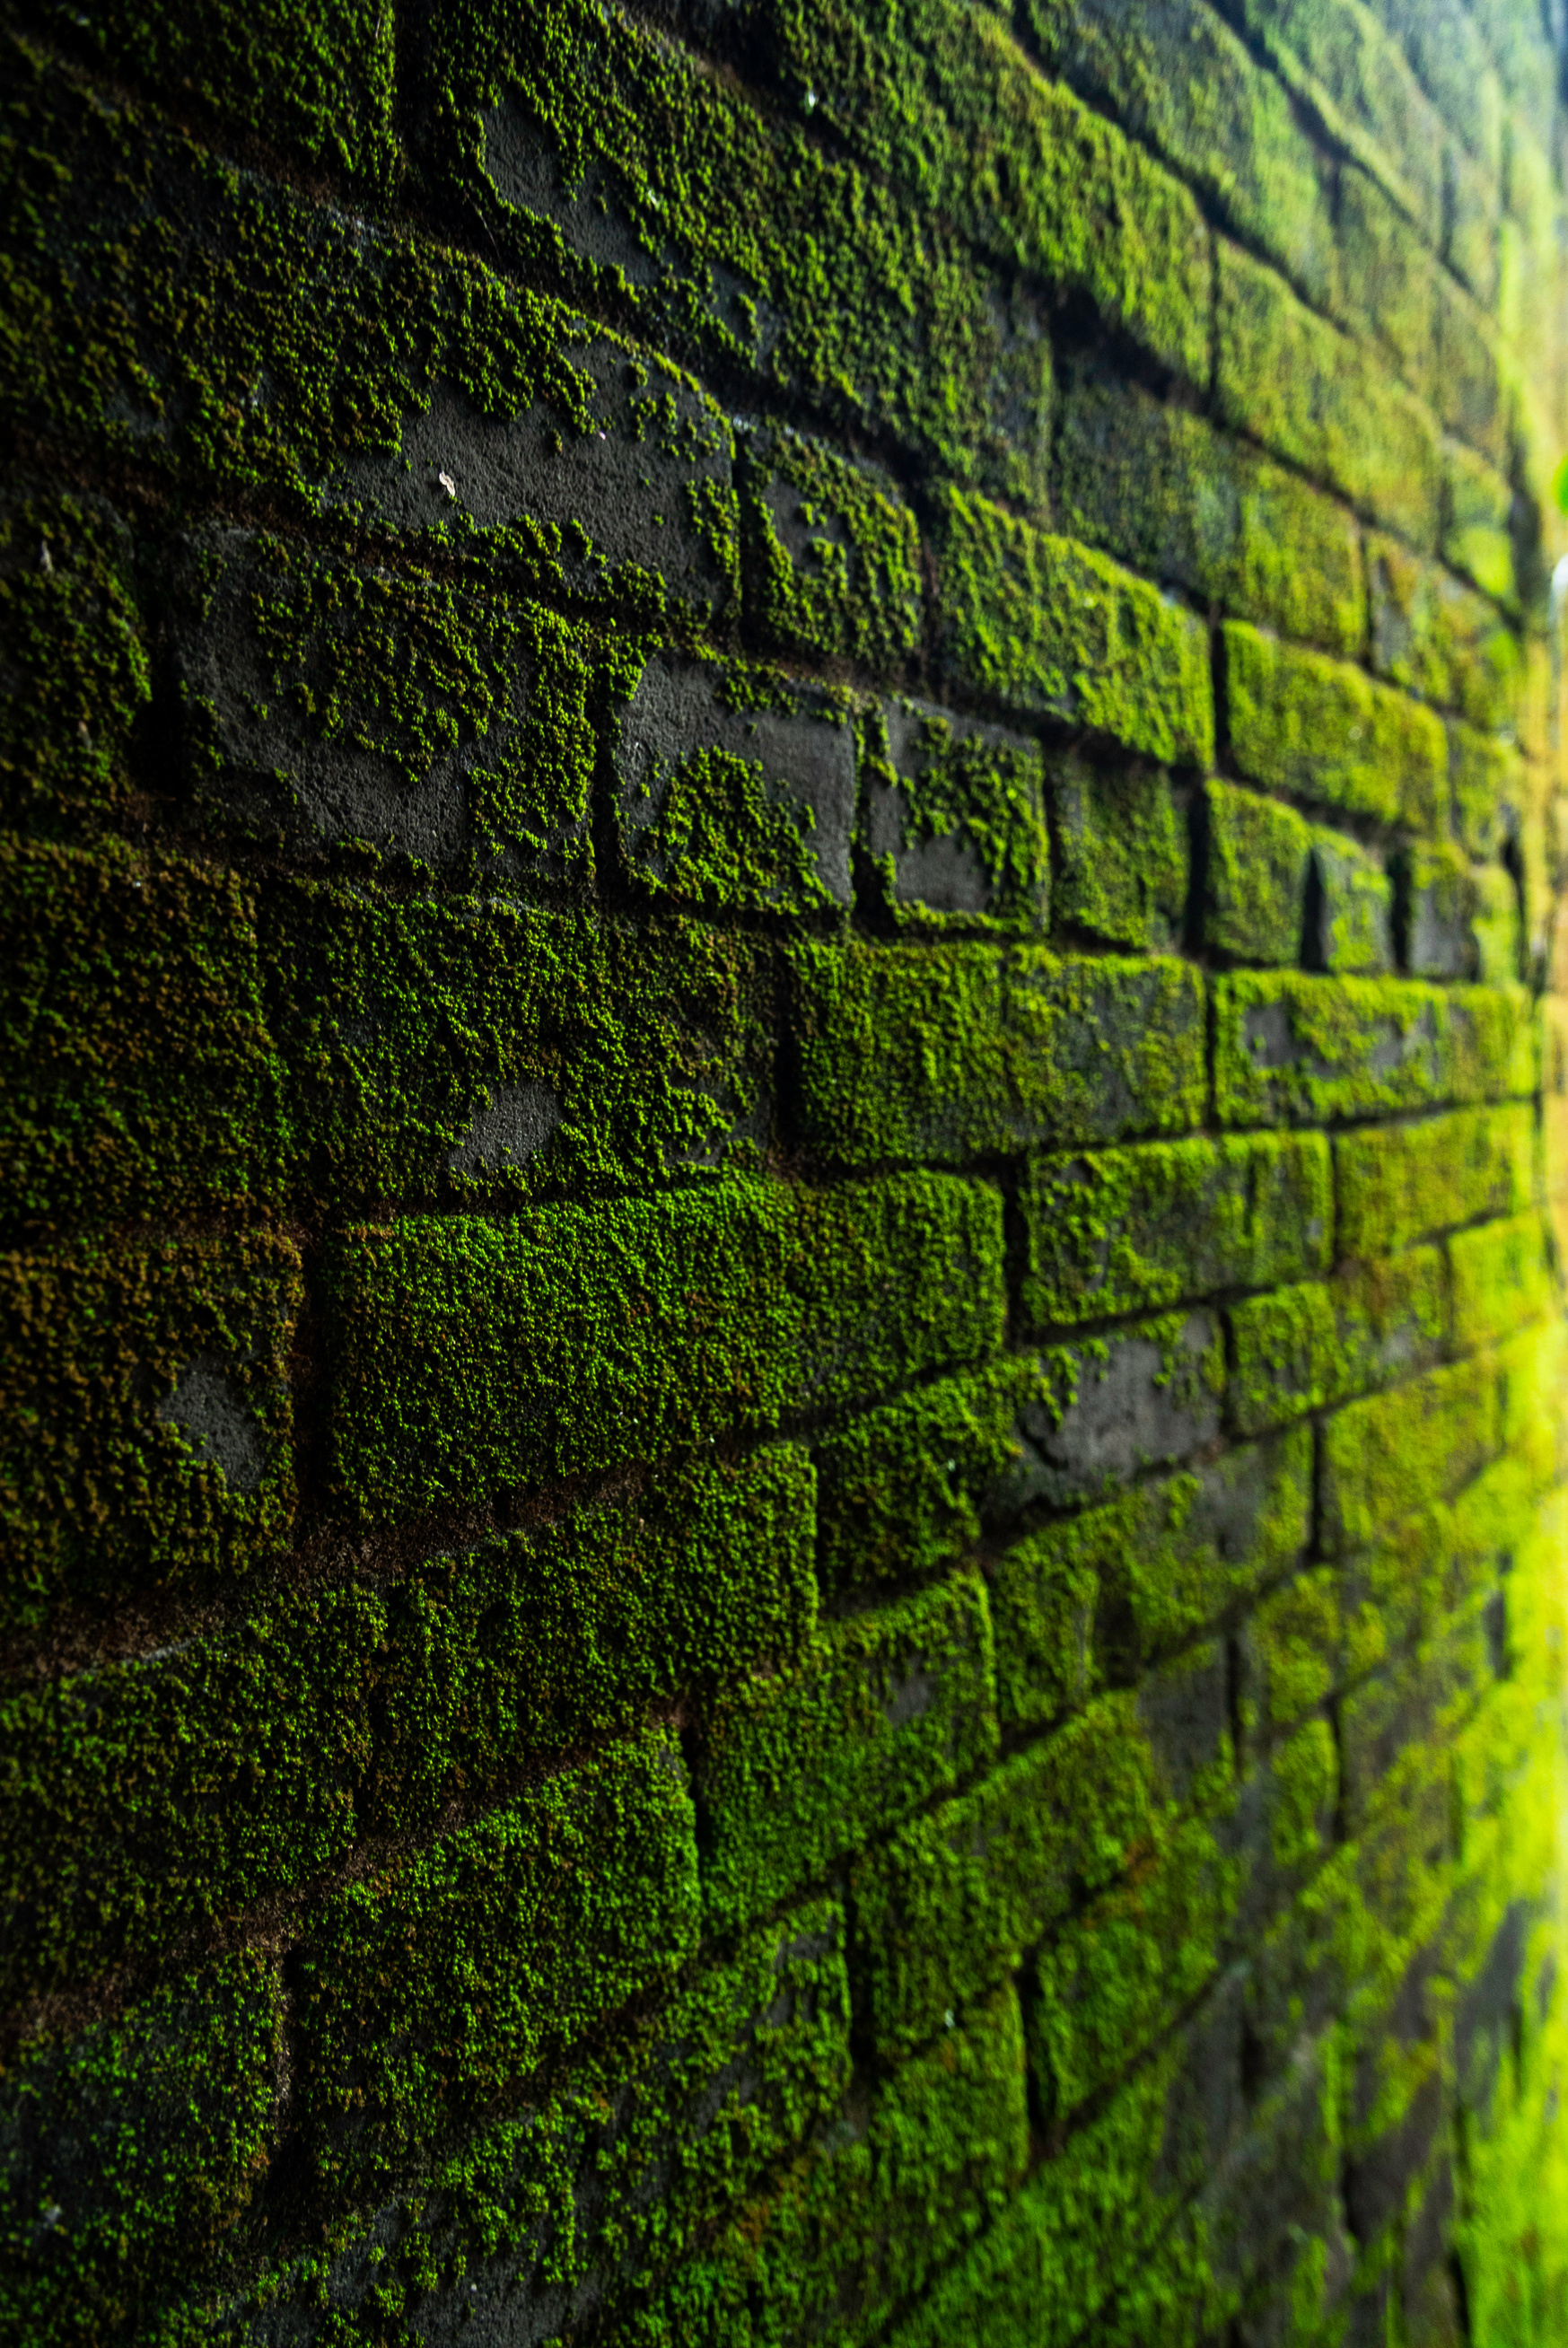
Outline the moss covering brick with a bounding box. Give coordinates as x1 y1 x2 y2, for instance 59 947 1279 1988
1319 1351 1505 1555
1021 1131 1331 1327
929 486 1213 767
694 1567 998 1933
791 939 1205 1170
1442 437 1519 610
295 1729 700 2197
739 427 924 670
1047 750 1188 952
1310 827 1395 973
1450 721 1527 859
1228 1245 1451 1435
327 1173 1003 1523
1334 1100 1536 1256
1053 371 1364 656
1213 970 1535 1126
0 1951 282 2342
1 1228 301 1634
989 1428 1312 1732
859 698 1050 938
1203 777 1313 965
1222 621 1447 831
995 1311 1226 1513
1367 530 1522 733
1394 835 1484 977
618 1982 1029 2348
1448 1209 1554 1351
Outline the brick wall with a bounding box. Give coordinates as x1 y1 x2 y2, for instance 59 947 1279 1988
4 0 1568 2339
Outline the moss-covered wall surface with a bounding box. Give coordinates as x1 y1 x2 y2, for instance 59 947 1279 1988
5 0 1568 2338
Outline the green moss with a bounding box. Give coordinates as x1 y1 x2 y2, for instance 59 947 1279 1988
326 1174 1004 1523
0 1228 301 1634
1053 370 1365 656
296 1729 699 2198
1310 827 1394 973
994 1311 1227 1514
1204 777 1314 964
1367 531 1522 732
1213 970 1535 1126
1222 621 1447 831
860 698 1050 937
1048 750 1187 951
1213 238 1441 548
1443 438 1519 610
1319 1351 1504 1555
694 1568 998 1933
0 1951 281 2341
1393 835 1482 977
1449 1209 1554 1350
1021 1131 1331 1327
791 940 1206 1170
1470 859 1523 983
1229 1246 1450 1434
1334 1101 1535 1255
930 485 1214 766
1450 720 1527 859
740 427 924 669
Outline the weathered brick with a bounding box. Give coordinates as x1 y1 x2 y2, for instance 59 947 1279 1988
1450 723 1529 860
1222 621 1447 831
930 486 1213 766
740 425 924 667
860 698 1050 936
991 1312 1226 1513
1320 1354 1503 1555
1310 825 1396 973
1448 1211 1554 1351
1334 1102 1536 1256
1228 1247 1450 1436
1021 1131 1331 1327
1368 532 1522 732
695 1570 999 1932
1443 438 1519 610
1047 749 1188 951
1395 837 1485 977
327 1174 1004 1522
791 940 1206 1170
1213 972 1535 1126
1203 777 1313 964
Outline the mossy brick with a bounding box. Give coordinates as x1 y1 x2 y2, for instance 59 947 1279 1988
1309 828 1395 973
1213 971 1535 1126
171 530 601 881
853 1666 1233 2057
1334 1102 1535 1256
879 2181 1054 2348
1344 1453 1538 1668
739 426 924 669
1467 862 1522 985
1443 439 1519 610
994 1312 1226 1514
1 831 284 1235
0 492 151 839
1213 238 1441 548
424 0 1051 506
263 882 775 1212
750 0 1212 385
790 940 1205 1170
25 0 400 196
1497 1315 1568 1494
693 1568 999 1934
1358 0 1501 176
617 1981 1028 2348
1222 622 1447 831
1237 1564 1345 1754
612 647 857 915
366 1448 818 1837
1204 778 1313 964
1336 1608 1495 1846
859 698 1050 938
1053 370 1364 655
222 1897 851 2344
1448 1210 1554 1352
0 1229 300 1635
1333 167 1443 407
1320 1352 1504 1555
0 1951 281 2342
812 1358 1047 1602
1021 1132 1331 1329
0 46 737 626
1367 533 1522 732
991 1431 1311 1733
326 1173 1003 1523
295 1729 699 2196
1394 837 1483 977
1229 1246 1450 1435
1047 749 1187 952
929 486 1214 767
1450 722 1528 860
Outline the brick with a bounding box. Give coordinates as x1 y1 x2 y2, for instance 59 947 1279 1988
1395 837 1484 977
0 1229 301 1634
1054 370 1364 655
1320 1354 1503 1555
1021 1132 1331 1328
1048 749 1188 951
1334 1102 1536 1256
694 1570 999 1933
1239 1564 1344 1748
861 698 1049 936
791 940 1205 1171
879 2182 1052 2348
1310 825 1395 973
1222 621 1447 831
326 1173 1004 1522
0 1952 281 2339
1213 972 1535 1126
990 1430 1312 1733
1358 0 1501 180
296 1729 700 2195
1 832 284 1234
618 1982 1029 2348
1213 238 1441 548
1498 1317 1568 1494
1334 167 1441 400
1443 438 1519 610
1449 1211 1554 1351
1472 861 1524 985
930 486 1213 766
1203 778 1313 964
223 1897 852 2342
1229 1246 1450 1435
1450 723 1528 860
994 1315 1225 1513
1368 533 1522 732
740 426 924 667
